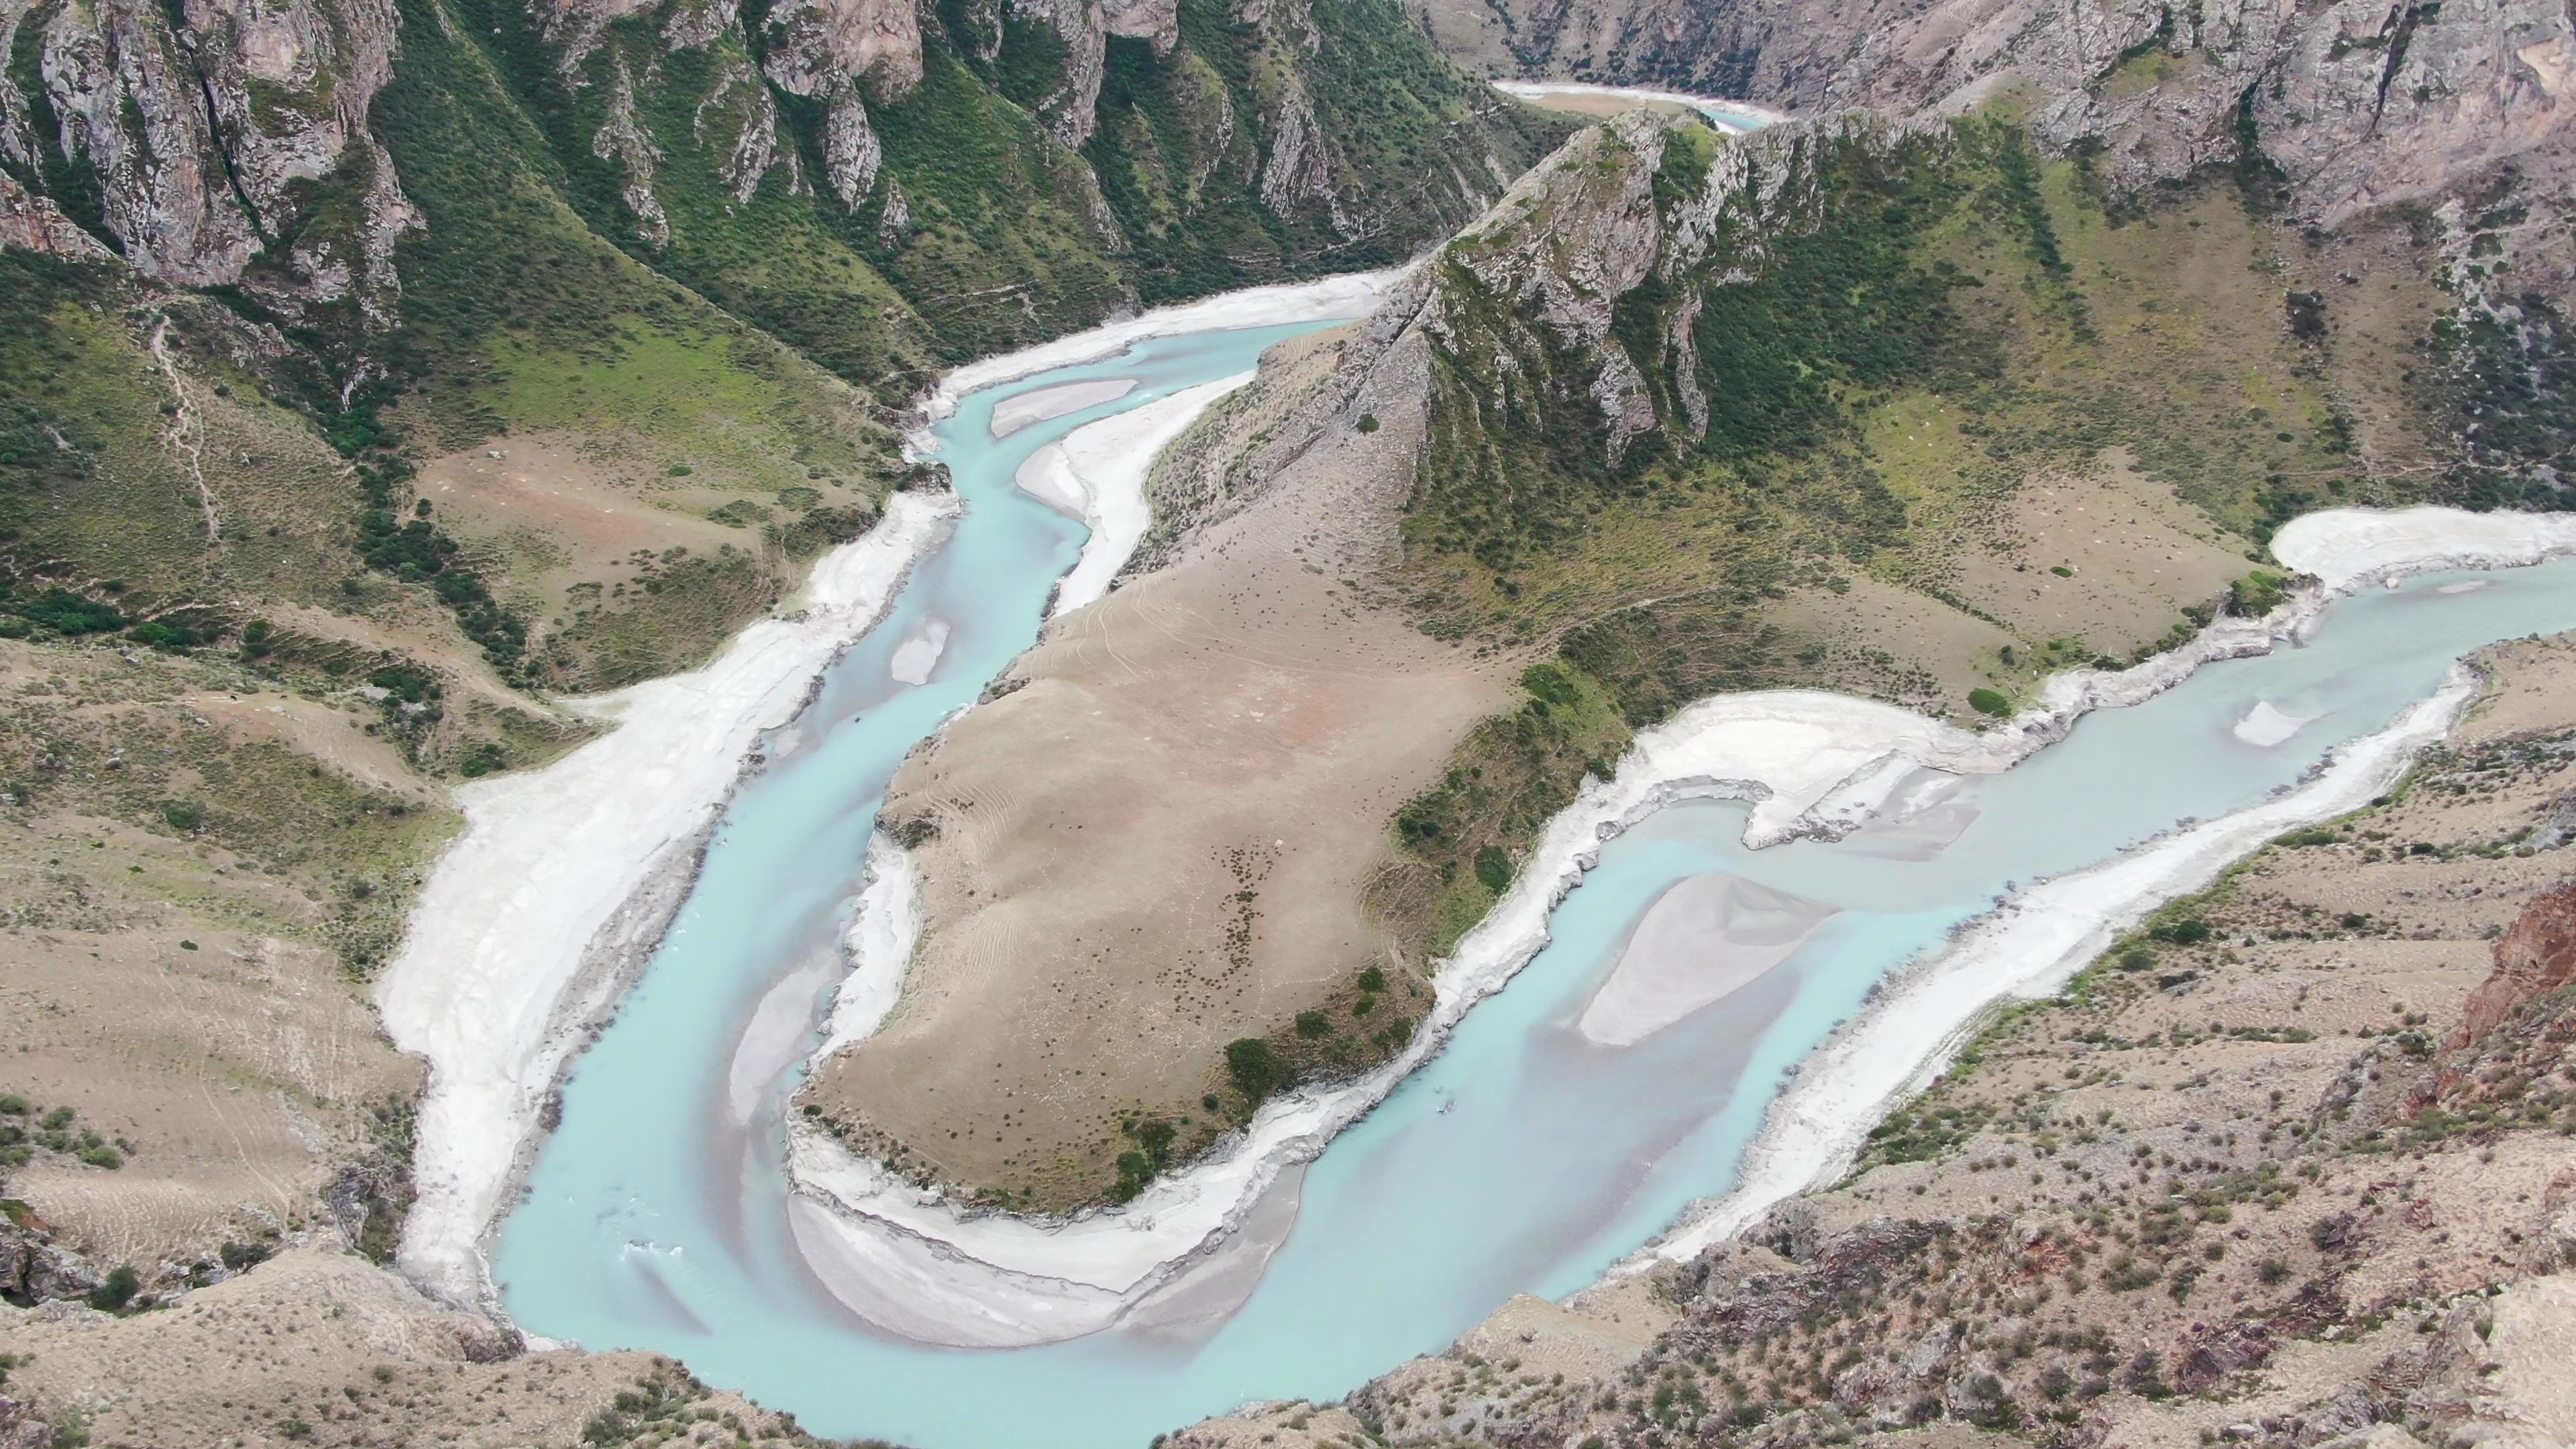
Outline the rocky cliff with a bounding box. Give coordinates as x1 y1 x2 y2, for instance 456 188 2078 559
1417 0 2576 224
2 0 417 327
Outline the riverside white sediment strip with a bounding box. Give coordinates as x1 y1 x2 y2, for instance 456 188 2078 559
786 505 2576 1346
1492 79 1789 130
1028 371 1257 616
375 491 955 1313
1617 503 2576 1270
923 269 1404 424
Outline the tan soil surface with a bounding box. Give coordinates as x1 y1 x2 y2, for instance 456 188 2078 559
415 433 765 619
808 349 1506 1201
1 1247 820 1449
1951 451 2252 655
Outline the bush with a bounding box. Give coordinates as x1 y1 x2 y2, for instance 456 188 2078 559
2150 918 2213 945
86 1265 140 1312
1294 1010 1329 1039
1519 662 1581 706
1968 687 2012 717
162 802 203 831
14 590 123 635
1224 1038 1289 1104
1472 845 1512 894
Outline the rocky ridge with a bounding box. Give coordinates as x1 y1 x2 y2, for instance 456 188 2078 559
1416 0 2574 222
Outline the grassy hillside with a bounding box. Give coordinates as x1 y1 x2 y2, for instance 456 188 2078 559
1368 110 2459 959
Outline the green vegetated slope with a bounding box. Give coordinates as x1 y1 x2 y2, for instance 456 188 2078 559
441 0 1566 374
1368 108 2477 959
5 0 1560 717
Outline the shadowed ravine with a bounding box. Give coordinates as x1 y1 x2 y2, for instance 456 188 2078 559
487 289 2576 1449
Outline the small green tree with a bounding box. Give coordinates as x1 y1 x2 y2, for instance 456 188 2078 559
1224 1038 1289 1104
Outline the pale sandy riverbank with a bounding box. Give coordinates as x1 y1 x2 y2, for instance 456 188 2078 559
375 492 955 1312
1493 80 1790 129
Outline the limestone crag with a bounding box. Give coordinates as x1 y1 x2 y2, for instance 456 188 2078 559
1 0 415 321
758 0 922 100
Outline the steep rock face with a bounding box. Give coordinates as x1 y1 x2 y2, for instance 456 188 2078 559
758 0 922 99
1416 0 2575 225
2454 877 2576 1042
0 166 107 254
1 0 415 321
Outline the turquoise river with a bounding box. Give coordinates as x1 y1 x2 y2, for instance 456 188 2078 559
492 310 2576 1448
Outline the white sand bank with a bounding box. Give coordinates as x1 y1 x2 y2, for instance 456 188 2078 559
1634 669 2473 1268
1578 877 1838 1048
922 270 1404 424
2233 700 2313 747
374 491 956 1311
1493 80 1788 129
1035 372 1256 616
1607 503 2576 1269
990 378 1138 439
888 619 950 686
781 505 2576 1346
2269 506 2576 590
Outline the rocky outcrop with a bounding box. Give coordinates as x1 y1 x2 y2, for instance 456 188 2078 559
759 0 922 100
2 0 416 323
1422 0 2576 226
0 170 111 258
819 87 885 208
591 54 672 246
2455 877 2576 1042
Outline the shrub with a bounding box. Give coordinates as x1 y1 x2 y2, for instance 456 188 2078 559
1356 414 1379 433
1356 967 1386 992
1519 662 1581 706
87 1265 140 1312
1472 845 1512 894
1968 687 2012 717
2150 918 2212 945
2258 1256 2291 1285
1224 1038 1289 1104
1294 1010 1330 1039
15 590 123 635
162 801 203 831
2229 570 2287 616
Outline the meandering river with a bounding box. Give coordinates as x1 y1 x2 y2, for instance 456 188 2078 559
488 315 2576 1447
